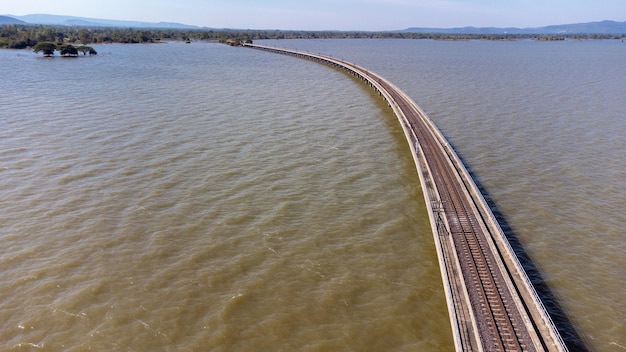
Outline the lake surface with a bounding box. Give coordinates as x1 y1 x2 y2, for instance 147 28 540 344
1 39 624 351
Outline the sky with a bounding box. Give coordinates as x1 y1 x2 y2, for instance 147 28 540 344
2 0 625 31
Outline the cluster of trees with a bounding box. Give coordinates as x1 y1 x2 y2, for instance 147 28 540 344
32 42 97 57
221 37 254 46
1 24 624 50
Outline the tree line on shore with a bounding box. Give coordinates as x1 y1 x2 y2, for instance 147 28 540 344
1 24 624 50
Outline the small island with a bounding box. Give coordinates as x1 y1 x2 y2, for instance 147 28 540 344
32 42 97 57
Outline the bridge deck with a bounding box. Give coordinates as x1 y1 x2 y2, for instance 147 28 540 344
244 43 567 352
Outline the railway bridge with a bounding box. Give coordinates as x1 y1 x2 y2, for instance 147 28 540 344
244 43 567 352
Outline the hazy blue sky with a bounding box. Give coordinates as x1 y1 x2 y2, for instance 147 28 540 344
2 0 624 30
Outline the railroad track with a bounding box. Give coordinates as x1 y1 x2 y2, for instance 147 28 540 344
243 43 567 352
388 86 532 351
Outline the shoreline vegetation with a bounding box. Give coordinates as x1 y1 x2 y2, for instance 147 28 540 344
2 24 625 50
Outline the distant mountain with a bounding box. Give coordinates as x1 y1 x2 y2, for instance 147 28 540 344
403 20 626 34
0 15 26 24
3 14 624 34
6 14 201 29
539 20 626 34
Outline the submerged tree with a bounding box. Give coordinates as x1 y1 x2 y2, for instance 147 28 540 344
32 41 57 57
32 42 97 57
59 44 79 57
76 45 98 55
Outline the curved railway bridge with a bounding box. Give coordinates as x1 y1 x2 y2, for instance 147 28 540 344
244 43 567 352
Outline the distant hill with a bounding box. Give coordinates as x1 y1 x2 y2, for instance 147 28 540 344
5 14 201 29
403 20 626 34
0 15 26 24
3 14 624 34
